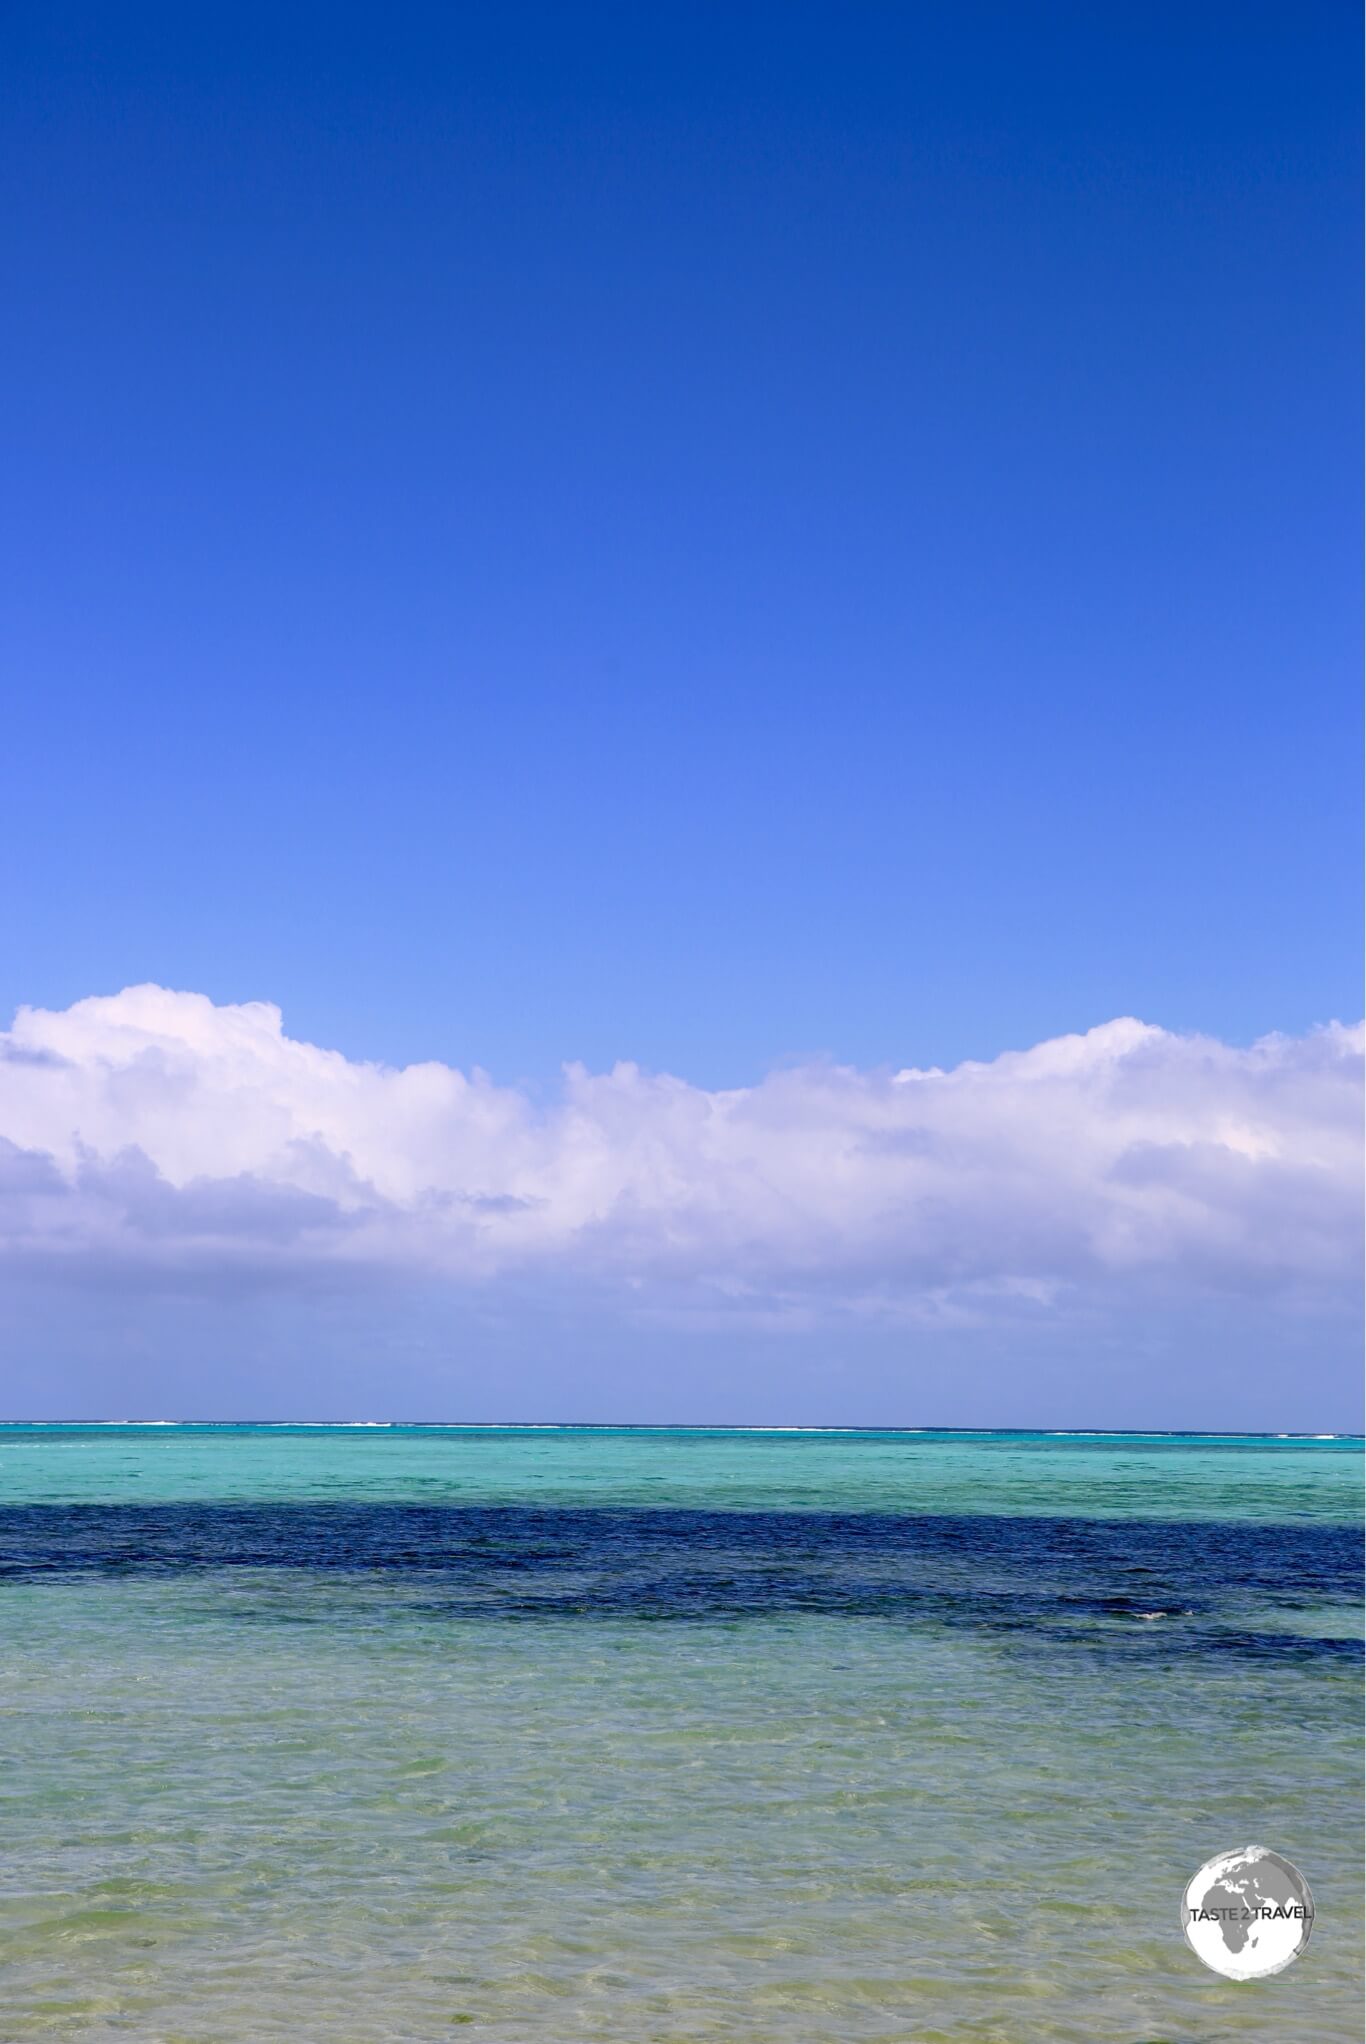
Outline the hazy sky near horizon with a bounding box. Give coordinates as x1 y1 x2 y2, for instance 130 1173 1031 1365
1 5 1360 1423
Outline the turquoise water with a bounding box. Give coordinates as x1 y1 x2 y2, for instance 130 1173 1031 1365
1 1427 1361 2042
2 1423 1359 1520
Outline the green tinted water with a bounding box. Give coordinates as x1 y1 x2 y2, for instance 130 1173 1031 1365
1 1428 1360 2043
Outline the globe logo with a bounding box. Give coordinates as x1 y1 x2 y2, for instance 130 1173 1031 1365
1182 1846 1314 1979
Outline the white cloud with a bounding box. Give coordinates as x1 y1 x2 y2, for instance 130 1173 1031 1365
0 986 1360 1324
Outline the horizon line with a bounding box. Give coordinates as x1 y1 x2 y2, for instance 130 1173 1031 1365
2 1420 1360 1441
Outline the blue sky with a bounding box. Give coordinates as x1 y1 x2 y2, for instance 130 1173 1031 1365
0 5 1360 1423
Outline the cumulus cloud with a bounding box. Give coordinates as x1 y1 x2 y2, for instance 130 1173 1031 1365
0 986 1360 1326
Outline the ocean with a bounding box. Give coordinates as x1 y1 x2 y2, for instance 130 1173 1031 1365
1 1425 1361 2042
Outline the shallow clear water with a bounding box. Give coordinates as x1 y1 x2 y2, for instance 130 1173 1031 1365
1 1427 1361 2041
